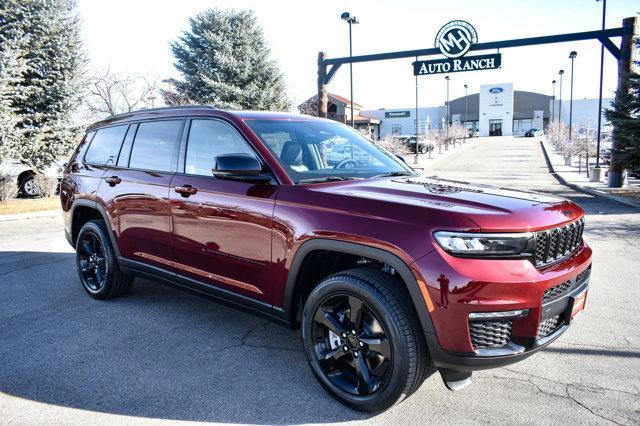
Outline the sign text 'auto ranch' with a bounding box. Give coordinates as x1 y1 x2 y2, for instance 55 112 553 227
413 53 502 76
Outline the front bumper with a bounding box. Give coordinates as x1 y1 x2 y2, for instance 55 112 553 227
412 242 592 371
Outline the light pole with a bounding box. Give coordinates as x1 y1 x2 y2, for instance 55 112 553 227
551 79 556 124
558 69 564 126
341 12 359 128
595 0 607 171
414 56 420 163
568 51 577 142
464 84 468 142
445 76 450 150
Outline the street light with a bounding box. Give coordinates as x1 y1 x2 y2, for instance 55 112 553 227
341 12 359 128
595 0 607 170
551 79 557 124
464 84 468 142
558 70 565 126
568 51 577 142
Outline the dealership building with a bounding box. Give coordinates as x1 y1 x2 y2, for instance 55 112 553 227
359 83 610 139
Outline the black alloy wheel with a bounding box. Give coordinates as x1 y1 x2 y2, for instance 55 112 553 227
302 268 430 412
75 220 133 299
77 231 107 292
311 293 392 396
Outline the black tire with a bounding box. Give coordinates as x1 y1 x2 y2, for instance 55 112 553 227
20 174 37 197
75 220 133 299
419 145 428 154
302 268 429 412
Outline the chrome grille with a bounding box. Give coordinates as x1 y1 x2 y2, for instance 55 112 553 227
534 218 584 267
469 320 512 349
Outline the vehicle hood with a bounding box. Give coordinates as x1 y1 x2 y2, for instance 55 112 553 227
310 176 584 231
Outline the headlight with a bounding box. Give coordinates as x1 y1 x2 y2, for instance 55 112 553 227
433 231 533 257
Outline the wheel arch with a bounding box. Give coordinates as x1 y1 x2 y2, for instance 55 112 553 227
278 239 436 335
69 199 121 257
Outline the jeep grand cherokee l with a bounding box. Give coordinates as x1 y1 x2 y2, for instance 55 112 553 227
60 106 592 412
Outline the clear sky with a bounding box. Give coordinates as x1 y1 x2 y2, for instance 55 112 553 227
77 0 638 111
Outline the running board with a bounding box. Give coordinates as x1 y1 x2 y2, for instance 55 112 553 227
439 369 473 391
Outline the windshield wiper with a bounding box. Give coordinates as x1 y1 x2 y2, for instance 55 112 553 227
297 176 360 184
370 171 414 179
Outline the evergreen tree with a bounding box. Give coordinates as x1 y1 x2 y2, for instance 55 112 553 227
605 38 640 171
163 8 290 111
0 0 86 168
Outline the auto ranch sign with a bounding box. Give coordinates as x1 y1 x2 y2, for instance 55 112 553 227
413 20 502 76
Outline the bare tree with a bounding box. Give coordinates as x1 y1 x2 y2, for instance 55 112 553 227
377 137 410 155
85 68 160 120
570 120 598 177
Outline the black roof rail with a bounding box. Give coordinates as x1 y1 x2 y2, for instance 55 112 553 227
102 104 219 121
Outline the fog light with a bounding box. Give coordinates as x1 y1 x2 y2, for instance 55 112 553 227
469 309 529 320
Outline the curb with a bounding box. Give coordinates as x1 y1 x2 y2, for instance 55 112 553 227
539 141 640 210
0 209 61 223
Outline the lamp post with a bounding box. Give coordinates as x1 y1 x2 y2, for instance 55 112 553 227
558 69 564 126
341 12 359 128
464 84 468 142
595 0 607 174
551 79 556 124
568 51 577 142
414 56 420 163
445 76 450 150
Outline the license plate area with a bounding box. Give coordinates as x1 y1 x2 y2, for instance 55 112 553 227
540 283 589 325
570 289 588 319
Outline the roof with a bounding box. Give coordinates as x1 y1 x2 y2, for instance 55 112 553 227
298 93 363 109
353 114 380 124
87 106 330 130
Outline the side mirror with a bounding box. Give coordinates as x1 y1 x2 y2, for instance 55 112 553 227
212 154 273 183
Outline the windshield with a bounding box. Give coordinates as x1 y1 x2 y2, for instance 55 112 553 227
244 119 415 183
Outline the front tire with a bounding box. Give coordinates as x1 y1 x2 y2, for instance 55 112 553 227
20 175 37 197
302 268 429 412
75 220 133 299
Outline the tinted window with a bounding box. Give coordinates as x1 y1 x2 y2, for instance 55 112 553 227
129 120 183 172
184 119 253 176
84 125 128 165
116 124 137 167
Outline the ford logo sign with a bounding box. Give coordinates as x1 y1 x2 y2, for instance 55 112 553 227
489 87 503 93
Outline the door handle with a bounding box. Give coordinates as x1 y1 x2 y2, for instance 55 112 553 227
105 176 121 186
174 185 198 197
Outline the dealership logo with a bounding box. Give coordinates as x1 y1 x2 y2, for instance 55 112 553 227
435 20 478 58
489 87 503 93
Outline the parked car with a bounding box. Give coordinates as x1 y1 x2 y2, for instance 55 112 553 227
0 159 64 196
61 106 592 412
468 129 480 138
397 135 435 154
525 128 543 137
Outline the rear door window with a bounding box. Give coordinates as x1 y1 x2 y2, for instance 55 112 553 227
129 120 183 172
84 125 128 165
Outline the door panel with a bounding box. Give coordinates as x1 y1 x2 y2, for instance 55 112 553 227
169 117 277 303
170 177 277 302
104 169 175 271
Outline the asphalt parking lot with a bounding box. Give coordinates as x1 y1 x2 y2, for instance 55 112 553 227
1 137 639 424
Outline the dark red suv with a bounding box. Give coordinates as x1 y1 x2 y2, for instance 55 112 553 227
60 106 592 412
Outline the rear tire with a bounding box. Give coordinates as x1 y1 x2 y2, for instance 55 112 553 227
20 175 37 197
302 268 429 412
75 220 133 299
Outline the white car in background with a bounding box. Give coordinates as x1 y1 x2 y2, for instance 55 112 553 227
0 159 64 196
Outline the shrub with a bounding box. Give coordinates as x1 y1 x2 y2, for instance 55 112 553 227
31 174 58 198
0 177 18 202
377 137 411 155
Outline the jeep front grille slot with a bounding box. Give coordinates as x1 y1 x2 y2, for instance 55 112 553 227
534 218 584 267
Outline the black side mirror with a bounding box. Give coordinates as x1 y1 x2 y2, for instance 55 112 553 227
212 154 273 183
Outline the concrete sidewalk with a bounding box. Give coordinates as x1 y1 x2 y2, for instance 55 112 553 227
540 138 640 209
